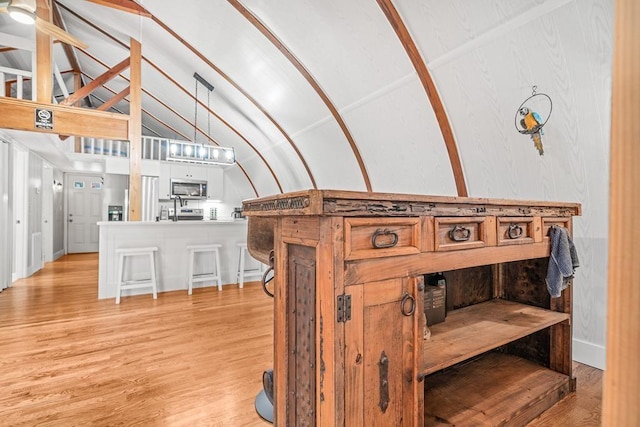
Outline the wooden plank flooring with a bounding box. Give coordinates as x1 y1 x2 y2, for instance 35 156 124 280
0 254 602 425
0 254 272 426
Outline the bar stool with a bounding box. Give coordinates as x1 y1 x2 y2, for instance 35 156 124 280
187 244 223 294
236 242 264 288
115 247 159 304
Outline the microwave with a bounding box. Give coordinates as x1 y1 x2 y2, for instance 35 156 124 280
170 179 208 199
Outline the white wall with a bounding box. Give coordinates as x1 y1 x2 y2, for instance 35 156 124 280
400 0 613 369
0 140 12 291
52 168 65 259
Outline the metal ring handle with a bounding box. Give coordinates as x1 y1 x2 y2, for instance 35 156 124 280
372 228 399 249
262 266 274 298
449 225 471 242
400 292 416 316
507 224 524 239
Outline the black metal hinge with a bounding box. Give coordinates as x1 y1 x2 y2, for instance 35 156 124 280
337 294 352 323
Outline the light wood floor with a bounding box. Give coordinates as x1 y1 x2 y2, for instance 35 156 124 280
0 254 602 426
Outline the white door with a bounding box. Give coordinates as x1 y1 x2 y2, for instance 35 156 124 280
42 165 53 263
67 174 102 253
12 146 28 281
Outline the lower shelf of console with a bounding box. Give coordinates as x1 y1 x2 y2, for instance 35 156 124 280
424 352 574 426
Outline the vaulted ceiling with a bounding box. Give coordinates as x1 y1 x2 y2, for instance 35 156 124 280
0 0 612 205
0 0 617 373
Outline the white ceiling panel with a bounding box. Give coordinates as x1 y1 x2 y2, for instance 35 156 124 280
242 0 414 108
395 0 550 63
292 120 368 191
144 0 330 136
343 76 457 196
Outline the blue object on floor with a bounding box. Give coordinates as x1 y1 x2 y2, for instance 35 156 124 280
255 389 274 423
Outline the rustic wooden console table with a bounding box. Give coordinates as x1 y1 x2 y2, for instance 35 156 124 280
243 190 580 426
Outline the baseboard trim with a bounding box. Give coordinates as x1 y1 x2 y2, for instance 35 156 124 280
53 250 65 261
573 338 605 370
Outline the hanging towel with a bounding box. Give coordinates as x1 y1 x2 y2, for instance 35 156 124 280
546 225 580 297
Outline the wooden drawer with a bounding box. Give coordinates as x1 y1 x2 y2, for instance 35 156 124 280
497 217 535 246
542 217 572 241
344 217 421 260
435 217 487 251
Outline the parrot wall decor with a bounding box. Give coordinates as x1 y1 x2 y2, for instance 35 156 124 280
514 86 553 156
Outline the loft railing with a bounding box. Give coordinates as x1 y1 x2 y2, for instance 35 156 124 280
0 66 32 100
78 136 236 165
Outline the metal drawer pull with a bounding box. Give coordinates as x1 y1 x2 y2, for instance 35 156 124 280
449 225 471 242
401 291 416 316
371 228 399 249
508 224 524 239
378 351 389 413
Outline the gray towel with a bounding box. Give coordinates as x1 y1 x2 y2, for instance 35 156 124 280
546 226 580 298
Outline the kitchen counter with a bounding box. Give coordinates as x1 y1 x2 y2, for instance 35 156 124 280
97 219 257 299
97 219 247 226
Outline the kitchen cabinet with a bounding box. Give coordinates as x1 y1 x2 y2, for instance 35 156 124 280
206 167 223 201
169 163 207 181
243 190 580 426
159 162 215 199
159 162 171 199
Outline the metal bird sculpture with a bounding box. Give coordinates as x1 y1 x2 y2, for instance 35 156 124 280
519 107 544 155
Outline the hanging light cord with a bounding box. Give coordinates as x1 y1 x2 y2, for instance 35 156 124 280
193 78 199 144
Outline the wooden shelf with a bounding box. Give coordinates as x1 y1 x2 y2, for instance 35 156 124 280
423 299 569 375
424 352 573 426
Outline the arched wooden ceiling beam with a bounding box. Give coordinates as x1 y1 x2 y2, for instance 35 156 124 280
59 3 278 194
227 0 372 192
78 56 260 198
82 0 151 17
149 15 317 190
376 0 468 197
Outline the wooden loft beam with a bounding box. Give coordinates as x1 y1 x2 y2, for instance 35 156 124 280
128 37 142 222
52 2 81 73
83 0 151 17
97 86 130 111
59 57 130 106
36 0 53 103
0 97 128 140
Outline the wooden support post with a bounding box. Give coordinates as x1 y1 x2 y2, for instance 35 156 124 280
73 72 82 107
603 0 640 425
35 0 52 103
128 38 142 221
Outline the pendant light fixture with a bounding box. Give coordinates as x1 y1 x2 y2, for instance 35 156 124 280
167 73 236 166
7 0 36 25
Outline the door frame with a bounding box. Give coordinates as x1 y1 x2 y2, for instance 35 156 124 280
12 145 28 282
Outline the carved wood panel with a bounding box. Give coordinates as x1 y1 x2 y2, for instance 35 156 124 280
287 244 317 426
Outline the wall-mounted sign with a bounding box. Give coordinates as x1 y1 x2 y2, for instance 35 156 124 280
35 108 54 130
74 181 84 189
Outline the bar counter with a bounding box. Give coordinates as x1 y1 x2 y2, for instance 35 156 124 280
97 219 252 299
